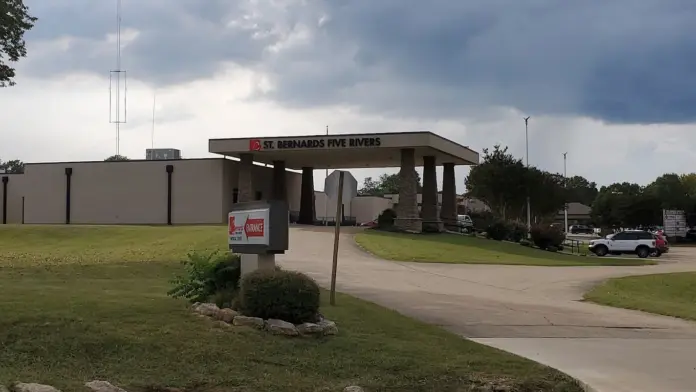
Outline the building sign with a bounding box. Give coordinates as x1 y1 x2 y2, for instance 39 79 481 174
663 209 688 238
228 208 270 246
248 137 381 151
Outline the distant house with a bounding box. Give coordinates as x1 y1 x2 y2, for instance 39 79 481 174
555 202 592 224
460 197 491 213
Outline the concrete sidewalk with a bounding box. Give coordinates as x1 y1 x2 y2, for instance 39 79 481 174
278 227 696 392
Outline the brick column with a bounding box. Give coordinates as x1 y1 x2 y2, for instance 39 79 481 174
421 155 443 232
440 162 457 230
394 148 422 233
298 167 315 225
271 160 287 202
238 153 254 203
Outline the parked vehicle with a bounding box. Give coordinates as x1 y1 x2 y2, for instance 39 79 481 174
652 233 669 257
457 214 474 231
360 219 378 228
569 225 594 235
589 230 657 258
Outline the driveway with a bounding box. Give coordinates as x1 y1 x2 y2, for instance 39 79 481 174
278 226 696 392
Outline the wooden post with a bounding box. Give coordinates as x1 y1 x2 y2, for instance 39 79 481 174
330 171 345 306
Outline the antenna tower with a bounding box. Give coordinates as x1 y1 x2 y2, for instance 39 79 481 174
109 0 127 155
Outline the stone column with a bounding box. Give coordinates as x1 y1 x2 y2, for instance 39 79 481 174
394 148 422 233
271 160 287 202
421 155 443 232
298 167 315 225
440 162 457 230
238 153 254 203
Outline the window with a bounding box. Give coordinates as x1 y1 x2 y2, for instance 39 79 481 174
255 191 262 201
233 188 238 204
637 232 654 240
612 232 629 240
628 233 641 240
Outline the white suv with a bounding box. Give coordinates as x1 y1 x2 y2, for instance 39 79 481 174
588 230 657 258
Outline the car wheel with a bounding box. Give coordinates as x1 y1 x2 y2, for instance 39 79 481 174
594 245 608 257
636 246 650 259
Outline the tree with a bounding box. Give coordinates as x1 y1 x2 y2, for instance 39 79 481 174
680 173 696 198
0 0 38 87
565 175 598 206
358 171 422 196
591 182 662 228
105 155 130 161
527 169 567 220
645 173 690 211
358 177 381 196
465 145 528 220
0 159 24 173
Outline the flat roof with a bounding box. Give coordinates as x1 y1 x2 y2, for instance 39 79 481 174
209 131 479 169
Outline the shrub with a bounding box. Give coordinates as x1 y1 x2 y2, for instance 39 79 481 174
377 208 397 230
547 246 558 252
168 251 241 305
530 224 566 250
486 220 510 241
519 239 531 247
507 222 528 242
469 211 496 232
239 269 321 324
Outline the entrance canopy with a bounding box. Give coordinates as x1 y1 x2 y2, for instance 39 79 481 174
209 131 479 170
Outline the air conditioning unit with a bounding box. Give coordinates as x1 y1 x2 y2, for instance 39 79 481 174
145 148 182 160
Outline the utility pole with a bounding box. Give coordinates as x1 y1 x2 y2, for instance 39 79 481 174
324 125 329 226
524 116 531 232
563 152 568 233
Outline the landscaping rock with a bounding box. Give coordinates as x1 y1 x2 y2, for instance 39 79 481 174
85 380 128 392
11 383 61 392
232 315 264 329
317 319 338 335
296 322 323 335
266 319 299 336
215 308 238 323
344 387 364 392
196 303 219 317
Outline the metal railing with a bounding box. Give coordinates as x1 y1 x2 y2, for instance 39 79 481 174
563 238 584 254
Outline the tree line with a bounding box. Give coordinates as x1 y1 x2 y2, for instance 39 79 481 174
465 145 696 228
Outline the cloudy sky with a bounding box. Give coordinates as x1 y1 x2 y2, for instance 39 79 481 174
3 0 696 192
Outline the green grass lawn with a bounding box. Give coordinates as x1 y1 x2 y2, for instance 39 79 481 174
0 225 582 392
355 230 653 266
584 272 696 320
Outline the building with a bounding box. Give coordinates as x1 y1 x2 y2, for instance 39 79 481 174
0 132 479 232
555 202 592 225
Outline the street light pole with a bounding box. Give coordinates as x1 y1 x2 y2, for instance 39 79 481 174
563 152 568 233
524 116 531 231
324 125 329 226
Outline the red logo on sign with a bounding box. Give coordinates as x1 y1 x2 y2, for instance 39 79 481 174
228 216 237 235
249 139 262 151
244 216 265 237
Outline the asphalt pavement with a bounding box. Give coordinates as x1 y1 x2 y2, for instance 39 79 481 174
278 226 696 392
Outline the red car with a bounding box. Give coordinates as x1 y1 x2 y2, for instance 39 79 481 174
652 233 669 256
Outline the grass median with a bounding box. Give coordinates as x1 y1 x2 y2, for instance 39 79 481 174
0 225 582 391
584 272 696 320
355 230 653 266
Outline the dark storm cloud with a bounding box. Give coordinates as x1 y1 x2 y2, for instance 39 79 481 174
21 0 696 124
23 0 278 85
